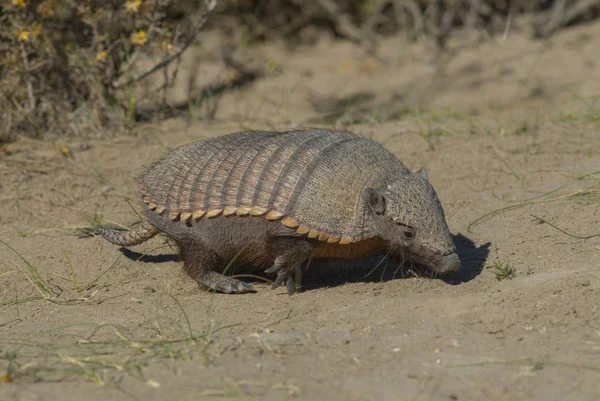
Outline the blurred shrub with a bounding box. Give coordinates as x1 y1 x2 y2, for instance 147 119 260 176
1 0 598 142
224 0 600 45
0 0 211 142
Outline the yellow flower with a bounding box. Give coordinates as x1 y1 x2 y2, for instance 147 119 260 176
125 0 142 13
16 28 29 41
59 145 70 157
96 50 107 62
32 24 42 36
131 30 147 45
13 0 27 6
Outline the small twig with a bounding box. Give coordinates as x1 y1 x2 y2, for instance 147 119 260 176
362 0 389 35
424 0 443 47
501 9 513 41
530 214 600 240
316 0 376 50
534 0 566 38
393 0 424 37
20 42 35 112
4 93 41 136
161 48 169 107
112 0 218 89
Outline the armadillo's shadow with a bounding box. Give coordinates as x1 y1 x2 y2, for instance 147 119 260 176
438 234 491 285
118 234 490 291
299 233 490 291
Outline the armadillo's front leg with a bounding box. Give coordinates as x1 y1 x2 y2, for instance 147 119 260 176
266 238 315 295
178 239 255 294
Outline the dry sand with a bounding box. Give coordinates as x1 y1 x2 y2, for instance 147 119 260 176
1 17 599 401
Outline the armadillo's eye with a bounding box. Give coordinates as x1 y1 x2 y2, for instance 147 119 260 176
398 225 415 241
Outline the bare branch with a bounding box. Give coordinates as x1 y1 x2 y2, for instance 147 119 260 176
315 0 376 49
533 0 567 38
394 0 424 36
534 0 600 38
20 42 35 112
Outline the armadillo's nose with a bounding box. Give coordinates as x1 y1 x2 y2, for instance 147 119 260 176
438 252 461 273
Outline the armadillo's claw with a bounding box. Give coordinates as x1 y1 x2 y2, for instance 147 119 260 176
271 269 287 289
266 239 310 295
211 278 255 294
269 267 300 295
264 264 281 274
286 276 295 295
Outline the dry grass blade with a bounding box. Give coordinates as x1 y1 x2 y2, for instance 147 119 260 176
60 246 78 292
0 323 210 383
445 357 600 372
0 240 55 298
469 171 600 232
530 215 600 240
489 147 521 184
1 296 45 307
80 254 121 292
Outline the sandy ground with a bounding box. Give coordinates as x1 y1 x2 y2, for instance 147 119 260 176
1 17 600 401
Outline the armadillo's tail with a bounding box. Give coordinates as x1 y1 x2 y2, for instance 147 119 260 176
95 220 159 247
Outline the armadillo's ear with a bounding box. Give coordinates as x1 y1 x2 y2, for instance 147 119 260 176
365 188 386 215
417 167 428 181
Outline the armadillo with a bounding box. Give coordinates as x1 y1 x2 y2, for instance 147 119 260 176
96 128 461 295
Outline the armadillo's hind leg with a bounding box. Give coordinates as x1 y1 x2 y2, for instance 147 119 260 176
96 220 159 247
266 238 315 295
178 240 255 294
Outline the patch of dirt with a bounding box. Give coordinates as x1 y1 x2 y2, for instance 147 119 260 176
1 18 599 401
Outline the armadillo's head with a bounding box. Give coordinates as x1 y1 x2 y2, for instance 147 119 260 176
366 168 460 274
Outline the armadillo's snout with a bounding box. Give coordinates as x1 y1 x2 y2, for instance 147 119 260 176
437 252 461 274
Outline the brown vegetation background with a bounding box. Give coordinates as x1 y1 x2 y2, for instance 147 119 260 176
1 0 599 142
